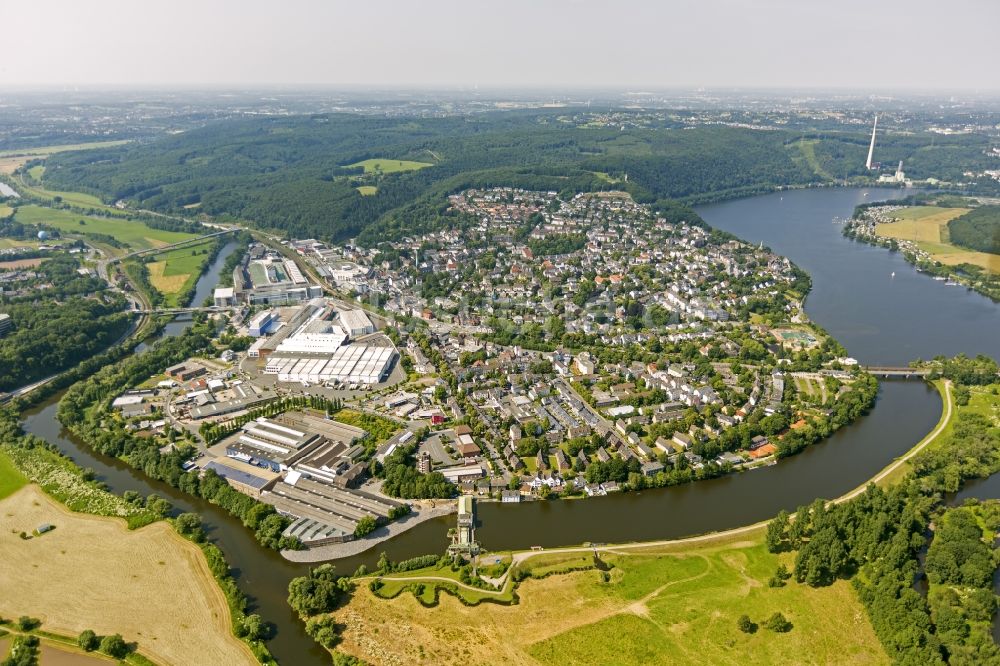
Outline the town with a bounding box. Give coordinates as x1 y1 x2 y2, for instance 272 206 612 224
104 188 877 554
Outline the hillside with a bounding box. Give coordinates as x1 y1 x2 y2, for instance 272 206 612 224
40 111 995 245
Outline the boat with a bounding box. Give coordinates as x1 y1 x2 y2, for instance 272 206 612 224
890 272 895 278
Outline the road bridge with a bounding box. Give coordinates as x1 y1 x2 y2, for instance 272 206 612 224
861 366 931 378
109 228 238 264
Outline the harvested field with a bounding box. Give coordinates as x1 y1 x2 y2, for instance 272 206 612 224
147 260 190 294
0 486 255 666
0 258 44 270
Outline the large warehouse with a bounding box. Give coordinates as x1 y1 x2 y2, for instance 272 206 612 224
263 345 396 384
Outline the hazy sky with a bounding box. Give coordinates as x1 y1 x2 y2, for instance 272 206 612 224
3 0 998 90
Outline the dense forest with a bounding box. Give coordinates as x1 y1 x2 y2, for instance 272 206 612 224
0 255 131 391
40 110 996 246
767 368 1000 665
948 206 1000 255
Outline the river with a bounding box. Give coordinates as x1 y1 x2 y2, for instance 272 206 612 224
18 188 1000 665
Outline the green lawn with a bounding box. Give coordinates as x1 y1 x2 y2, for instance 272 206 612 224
348 158 433 174
13 205 198 252
0 450 28 500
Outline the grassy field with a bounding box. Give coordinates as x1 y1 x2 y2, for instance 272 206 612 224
0 205 14 220
0 450 27 500
349 158 433 174
13 205 197 252
340 539 887 665
789 139 833 180
0 485 256 666
356 185 378 196
146 240 214 305
874 206 1000 271
27 165 46 180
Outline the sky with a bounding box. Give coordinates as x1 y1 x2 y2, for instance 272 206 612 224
3 0 998 91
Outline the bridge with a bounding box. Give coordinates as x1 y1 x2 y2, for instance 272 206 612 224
133 305 237 315
861 366 931 378
109 228 239 264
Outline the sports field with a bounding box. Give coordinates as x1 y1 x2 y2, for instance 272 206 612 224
340 538 886 665
875 206 1000 272
349 158 433 174
0 485 256 666
13 205 197 252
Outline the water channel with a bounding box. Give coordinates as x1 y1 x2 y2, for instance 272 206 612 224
18 188 1000 664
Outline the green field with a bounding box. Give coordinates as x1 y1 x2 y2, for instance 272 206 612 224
15 178 107 208
528 543 886 665
13 205 198 252
348 158 433 174
344 537 887 665
27 165 46 180
0 450 27 500
874 206 1000 272
355 185 378 196
146 240 215 305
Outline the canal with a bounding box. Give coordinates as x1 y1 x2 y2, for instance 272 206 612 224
18 188 1000 664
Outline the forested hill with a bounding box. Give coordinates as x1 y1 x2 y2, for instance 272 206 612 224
948 206 1000 255
40 110 995 246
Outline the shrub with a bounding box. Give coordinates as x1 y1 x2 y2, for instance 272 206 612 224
78 629 98 651
764 612 792 633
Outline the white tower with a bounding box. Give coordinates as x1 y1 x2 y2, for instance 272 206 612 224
865 115 879 170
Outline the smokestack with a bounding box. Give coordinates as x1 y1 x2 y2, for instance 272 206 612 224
865 115 878 170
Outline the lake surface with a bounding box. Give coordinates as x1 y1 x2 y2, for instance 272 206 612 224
18 188 1000 664
698 187 1000 365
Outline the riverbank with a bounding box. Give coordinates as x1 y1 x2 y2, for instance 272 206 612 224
843 202 1000 302
282 501 457 562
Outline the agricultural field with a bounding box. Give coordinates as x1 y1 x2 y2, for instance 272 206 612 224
338 538 887 666
145 240 215 305
13 205 197 252
348 158 433 174
27 165 46 180
874 206 1000 271
0 140 130 176
0 485 256 666
356 185 378 196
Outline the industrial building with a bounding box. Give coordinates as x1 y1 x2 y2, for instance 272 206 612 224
232 248 323 305
248 310 279 337
263 346 396 385
264 476 403 545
